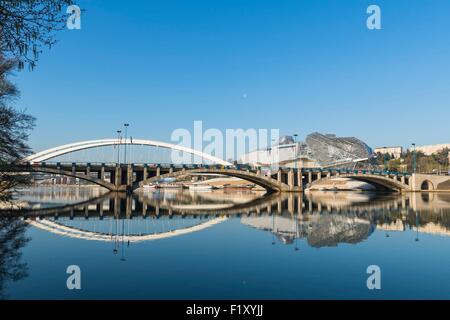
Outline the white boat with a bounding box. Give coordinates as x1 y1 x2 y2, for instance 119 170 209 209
188 184 213 191
161 184 184 189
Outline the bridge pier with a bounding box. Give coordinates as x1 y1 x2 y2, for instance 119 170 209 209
115 166 121 190
288 170 294 191
71 163 77 184
127 165 133 187
100 164 105 181
143 165 148 180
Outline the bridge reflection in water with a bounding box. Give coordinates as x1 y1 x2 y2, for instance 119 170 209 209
4 188 450 255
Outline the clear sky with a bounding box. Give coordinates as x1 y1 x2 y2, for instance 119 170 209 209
11 0 450 152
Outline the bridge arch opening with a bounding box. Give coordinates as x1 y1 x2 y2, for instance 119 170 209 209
28 168 115 191
138 169 288 193
308 175 408 193
420 180 434 191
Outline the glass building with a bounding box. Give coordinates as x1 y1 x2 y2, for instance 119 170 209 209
240 132 373 169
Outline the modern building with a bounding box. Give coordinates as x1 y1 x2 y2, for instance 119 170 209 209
374 146 403 159
240 132 373 169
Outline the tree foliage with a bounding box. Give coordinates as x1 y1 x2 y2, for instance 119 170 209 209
0 0 73 70
0 1 73 201
374 149 450 173
0 57 35 201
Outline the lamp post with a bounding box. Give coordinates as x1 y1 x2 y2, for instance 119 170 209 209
124 123 129 164
116 130 122 164
412 143 416 174
293 134 298 171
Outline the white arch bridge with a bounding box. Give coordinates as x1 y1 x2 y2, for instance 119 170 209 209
4 138 449 193
14 138 297 192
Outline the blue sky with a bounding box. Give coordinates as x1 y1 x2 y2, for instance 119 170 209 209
11 0 450 152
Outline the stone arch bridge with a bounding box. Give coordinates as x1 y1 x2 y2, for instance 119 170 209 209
3 138 450 193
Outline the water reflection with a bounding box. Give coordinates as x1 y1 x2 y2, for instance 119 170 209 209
3 187 450 299
3 188 450 252
0 218 29 299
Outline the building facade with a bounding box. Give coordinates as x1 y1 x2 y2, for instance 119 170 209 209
412 144 450 155
240 132 373 169
374 146 403 159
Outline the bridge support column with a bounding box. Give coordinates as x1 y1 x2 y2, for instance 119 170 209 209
308 171 312 184
156 166 161 177
169 166 174 174
127 165 133 191
277 169 282 183
71 163 76 184
86 163 91 177
288 170 294 191
143 165 148 180
297 170 302 188
100 164 105 181
317 171 322 180
115 166 121 189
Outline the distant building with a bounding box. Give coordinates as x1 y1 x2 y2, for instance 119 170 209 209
374 146 403 159
411 144 450 156
240 132 373 169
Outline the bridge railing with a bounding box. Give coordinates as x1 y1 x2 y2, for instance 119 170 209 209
300 167 411 176
21 161 242 171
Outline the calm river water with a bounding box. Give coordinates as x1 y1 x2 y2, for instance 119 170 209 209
1 186 450 299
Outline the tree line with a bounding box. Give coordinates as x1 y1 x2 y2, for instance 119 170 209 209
375 148 450 174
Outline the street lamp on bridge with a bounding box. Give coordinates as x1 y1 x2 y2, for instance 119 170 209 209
116 130 122 164
412 143 417 174
124 123 130 164
293 134 298 171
